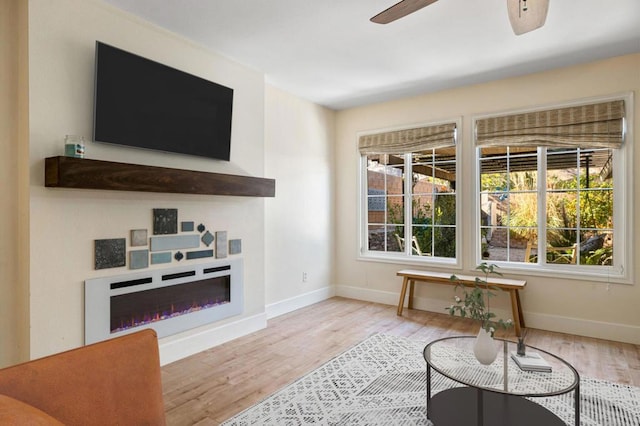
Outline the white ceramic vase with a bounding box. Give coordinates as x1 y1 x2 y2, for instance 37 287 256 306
473 327 499 365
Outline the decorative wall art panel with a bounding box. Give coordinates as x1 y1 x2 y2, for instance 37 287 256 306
150 234 200 252
130 229 148 246
151 252 172 265
153 208 178 235
201 230 214 247
93 208 236 267
229 239 242 255
186 249 214 260
94 238 126 270
129 249 149 269
216 231 228 258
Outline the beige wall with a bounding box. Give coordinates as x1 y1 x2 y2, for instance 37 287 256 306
0 0 30 367
335 54 640 344
28 0 268 359
264 86 335 313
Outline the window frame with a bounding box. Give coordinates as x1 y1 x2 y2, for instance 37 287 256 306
472 93 634 284
358 118 462 268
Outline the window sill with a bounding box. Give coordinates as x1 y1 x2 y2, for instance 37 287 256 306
482 261 632 285
357 252 461 270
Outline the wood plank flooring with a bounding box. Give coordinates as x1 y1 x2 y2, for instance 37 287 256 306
161 297 640 425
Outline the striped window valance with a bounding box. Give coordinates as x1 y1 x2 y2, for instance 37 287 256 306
358 122 457 154
475 100 625 149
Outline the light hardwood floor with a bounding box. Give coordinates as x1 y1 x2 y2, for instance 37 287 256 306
161 297 640 425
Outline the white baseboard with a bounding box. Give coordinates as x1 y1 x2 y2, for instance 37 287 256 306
158 312 267 365
523 312 640 345
335 285 640 345
266 286 336 319
336 285 399 306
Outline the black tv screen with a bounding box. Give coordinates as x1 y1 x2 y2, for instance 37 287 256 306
93 42 233 161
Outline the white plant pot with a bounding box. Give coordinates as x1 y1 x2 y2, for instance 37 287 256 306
473 328 499 365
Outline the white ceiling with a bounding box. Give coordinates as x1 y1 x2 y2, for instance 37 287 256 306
102 0 640 110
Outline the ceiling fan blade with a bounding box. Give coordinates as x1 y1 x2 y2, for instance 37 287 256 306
370 0 438 24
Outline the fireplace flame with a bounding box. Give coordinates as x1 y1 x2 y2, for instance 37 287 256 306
111 300 230 334
109 275 231 335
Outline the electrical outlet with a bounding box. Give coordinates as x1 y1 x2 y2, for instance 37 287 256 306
302 272 308 282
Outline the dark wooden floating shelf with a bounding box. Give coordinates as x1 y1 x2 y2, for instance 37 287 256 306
45 156 275 197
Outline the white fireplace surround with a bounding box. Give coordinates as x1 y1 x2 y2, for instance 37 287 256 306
85 258 243 344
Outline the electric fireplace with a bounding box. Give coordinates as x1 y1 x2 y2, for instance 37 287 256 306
85 258 243 344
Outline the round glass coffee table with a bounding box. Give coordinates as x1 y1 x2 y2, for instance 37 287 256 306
423 336 580 426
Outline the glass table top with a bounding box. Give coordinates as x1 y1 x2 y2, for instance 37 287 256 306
423 335 580 397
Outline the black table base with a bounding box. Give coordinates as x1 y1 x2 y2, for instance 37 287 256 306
428 387 566 426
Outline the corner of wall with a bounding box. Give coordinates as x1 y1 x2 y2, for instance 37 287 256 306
0 0 30 367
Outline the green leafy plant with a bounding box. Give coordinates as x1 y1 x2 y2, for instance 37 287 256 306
584 246 613 266
390 195 456 258
446 263 513 335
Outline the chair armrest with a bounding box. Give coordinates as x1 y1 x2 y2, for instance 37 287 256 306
0 329 165 425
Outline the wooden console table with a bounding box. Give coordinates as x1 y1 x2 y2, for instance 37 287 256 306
396 269 526 336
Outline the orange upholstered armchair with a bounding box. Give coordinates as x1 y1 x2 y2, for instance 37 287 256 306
0 329 165 425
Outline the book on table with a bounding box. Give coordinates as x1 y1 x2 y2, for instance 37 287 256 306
510 351 552 372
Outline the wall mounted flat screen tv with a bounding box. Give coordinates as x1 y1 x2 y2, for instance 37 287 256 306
93 41 233 161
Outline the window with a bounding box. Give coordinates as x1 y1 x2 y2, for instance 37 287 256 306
359 121 459 263
475 97 631 280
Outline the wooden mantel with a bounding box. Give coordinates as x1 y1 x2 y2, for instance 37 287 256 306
45 156 275 197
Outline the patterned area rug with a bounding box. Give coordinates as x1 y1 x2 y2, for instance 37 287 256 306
222 333 640 425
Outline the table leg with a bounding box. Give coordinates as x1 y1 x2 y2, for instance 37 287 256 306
503 340 509 393
477 388 484 426
426 363 432 420
575 382 580 426
509 290 523 337
408 280 415 309
515 289 526 329
397 276 409 316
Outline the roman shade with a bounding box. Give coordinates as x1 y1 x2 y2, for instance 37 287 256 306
476 100 625 149
359 123 457 154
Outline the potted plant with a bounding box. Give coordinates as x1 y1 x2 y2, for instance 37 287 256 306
446 262 513 364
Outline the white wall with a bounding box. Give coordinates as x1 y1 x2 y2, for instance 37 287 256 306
264 86 336 317
28 0 268 361
334 54 640 344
